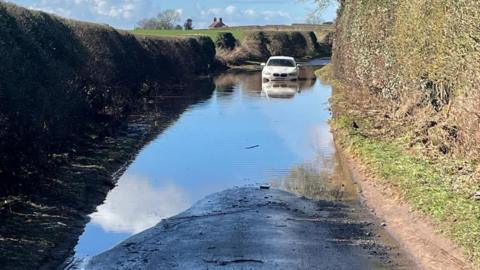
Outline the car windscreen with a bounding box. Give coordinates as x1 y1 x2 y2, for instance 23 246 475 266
267 59 295 67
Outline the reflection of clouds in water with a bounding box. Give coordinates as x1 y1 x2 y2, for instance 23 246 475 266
269 122 333 161
309 123 334 155
91 174 189 234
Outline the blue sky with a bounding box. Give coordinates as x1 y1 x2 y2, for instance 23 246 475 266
5 0 338 29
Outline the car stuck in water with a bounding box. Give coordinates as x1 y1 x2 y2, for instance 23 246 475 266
261 56 300 81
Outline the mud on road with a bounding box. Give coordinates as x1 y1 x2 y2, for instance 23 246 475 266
81 187 416 270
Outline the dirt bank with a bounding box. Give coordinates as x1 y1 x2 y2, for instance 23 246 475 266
81 187 416 270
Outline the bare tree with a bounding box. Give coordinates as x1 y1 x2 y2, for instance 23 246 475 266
310 0 332 10
306 13 324 24
136 18 161 30
136 9 182 30
301 0 334 24
157 9 181 29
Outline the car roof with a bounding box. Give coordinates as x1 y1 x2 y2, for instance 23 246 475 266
268 56 295 60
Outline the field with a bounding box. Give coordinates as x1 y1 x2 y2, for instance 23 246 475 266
132 29 245 41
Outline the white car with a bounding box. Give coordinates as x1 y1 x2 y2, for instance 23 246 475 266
261 56 300 81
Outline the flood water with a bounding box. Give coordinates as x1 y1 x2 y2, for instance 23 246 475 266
74 58 353 259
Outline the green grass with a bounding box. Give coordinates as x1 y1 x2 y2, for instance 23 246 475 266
330 98 480 265
317 67 480 265
315 64 338 85
132 29 245 41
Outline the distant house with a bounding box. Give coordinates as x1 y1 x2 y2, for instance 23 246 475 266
209 17 227 29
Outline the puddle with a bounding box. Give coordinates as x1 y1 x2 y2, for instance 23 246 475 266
73 58 353 259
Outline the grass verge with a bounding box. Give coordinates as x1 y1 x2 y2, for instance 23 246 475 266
132 29 245 41
317 65 480 266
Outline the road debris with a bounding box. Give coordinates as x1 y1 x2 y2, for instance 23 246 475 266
260 184 271 190
203 259 264 266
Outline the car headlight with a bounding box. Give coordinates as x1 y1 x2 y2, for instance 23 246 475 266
263 71 272 75
289 72 298 76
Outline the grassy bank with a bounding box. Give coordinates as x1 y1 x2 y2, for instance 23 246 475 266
317 65 480 265
132 29 245 41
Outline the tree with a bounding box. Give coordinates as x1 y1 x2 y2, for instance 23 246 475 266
136 9 182 30
301 0 334 24
157 9 181 29
310 0 332 10
184 19 193 30
136 18 161 30
306 13 324 24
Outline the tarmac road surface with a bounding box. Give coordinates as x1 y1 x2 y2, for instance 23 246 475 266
82 187 416 270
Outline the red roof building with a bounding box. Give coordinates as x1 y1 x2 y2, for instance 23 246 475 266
209 17 227 28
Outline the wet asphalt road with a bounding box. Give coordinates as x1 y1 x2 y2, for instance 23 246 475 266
82 187 416 270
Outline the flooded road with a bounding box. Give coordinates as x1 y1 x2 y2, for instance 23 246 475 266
74 59 357 259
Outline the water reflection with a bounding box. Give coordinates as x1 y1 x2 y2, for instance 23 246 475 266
90 174 189 234
262 81 299 99
214 70 263 95
213 65 318 99
273 152 358 202
74 60 341 259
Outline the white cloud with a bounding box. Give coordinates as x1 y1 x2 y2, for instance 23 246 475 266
225 5 236 15
13 0 335 29
200 5 237 16
88 0 143 19
200 7 217 16
28 0 154 28
262 10 292 21
90 174 190 234
243 9 256 17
